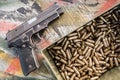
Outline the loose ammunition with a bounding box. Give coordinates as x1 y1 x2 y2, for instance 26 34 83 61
61 72 66 80
64 71 69 80
114 58 119 66
61 49 67 58
81 32 87 40
104 50 111 56
68 33 78 37
97 24 107 28
67 72 72 76
84 33 91 39
112 13 118 21
100 49 104 56
73 63 81 67
93 56 99 65
87 39 95 44
63 41 69 50
66 49 72 60
91 48 95 58
87 67 93 72
75 77 79 80
95 41 100 49
60 59 67 64
91 25 95 33
85 41 94 47
100 16 108 24
61 64 65 70
55 56 61 60
110 58 113 67
56 62 61 66
83 46 89 55
53 46 62 50
105 57 110 62
76 59 85 65
73 66 80 75
96 32 103 37
80 75 89 80
74 39 82 43
68 36 78 40
79 65 87 72
89 57 92 67
99 61 106 65
70 73 76 80
92 66 97 72
73 49 78 56
96 43 103 51
71 54 79 62
83 58 88 65
85 48 92 59
77 26 84 32
91 76 99 80
62 38 67 47
65 66 74 72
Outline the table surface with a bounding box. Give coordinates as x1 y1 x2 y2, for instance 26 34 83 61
0 0 119 79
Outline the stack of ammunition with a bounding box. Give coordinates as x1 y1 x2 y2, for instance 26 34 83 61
47 5 120 80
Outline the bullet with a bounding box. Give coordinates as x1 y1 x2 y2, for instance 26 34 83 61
84 33 91 39
97 24 107 28
110 58 113 67
55 56 61 60
114 58 119 66
61 72 66 80
87 67 93 72
61 49 67 58
87 39 95 44
79 65 87 72
53 46 62 50
104 50 111 56
93 56 99 65
100 16 108 24
91 76 99 80
91 25 95 33
112 13 118 21
63 41 69 50
61 64 65 70
70 73 76 80
68 33 78 37
85 41 94 47
62 38 67 47
89 57 92 67
81 32 87 40
68 36 78 40
60 59 67 64
71 54 79 62
76 59 85 65
96 43 103 51
83 46 89 55
83 58 88 65
73 66 80 75
85 48 92 59
66 49 72 60
74 39 82 43
80 75 89 80
65 66 74 72
73 49 78 56
67 72 72 76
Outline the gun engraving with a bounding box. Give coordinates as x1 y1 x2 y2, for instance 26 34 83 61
6 2 63 76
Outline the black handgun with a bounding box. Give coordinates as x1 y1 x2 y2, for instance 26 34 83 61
6 2 63 76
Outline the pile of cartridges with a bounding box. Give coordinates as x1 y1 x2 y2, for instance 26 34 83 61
47 5 120 80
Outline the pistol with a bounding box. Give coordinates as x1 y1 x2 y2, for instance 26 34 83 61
6 2 63 76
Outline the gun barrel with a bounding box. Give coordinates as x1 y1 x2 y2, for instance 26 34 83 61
6 2 63 43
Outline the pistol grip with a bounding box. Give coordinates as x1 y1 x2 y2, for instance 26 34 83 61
17 46 38 76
